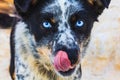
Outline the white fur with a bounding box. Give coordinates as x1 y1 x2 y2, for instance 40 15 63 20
14 21 37 80
57 0 83 31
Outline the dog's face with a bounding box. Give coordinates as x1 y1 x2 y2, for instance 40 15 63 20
14 0 110 77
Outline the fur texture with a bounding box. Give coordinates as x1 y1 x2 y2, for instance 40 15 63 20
10 0 111 80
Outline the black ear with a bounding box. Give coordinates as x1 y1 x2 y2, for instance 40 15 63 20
99 0 111 8
87 0 111 17
88 0 111 8
14 0 37 13
95 0 111 15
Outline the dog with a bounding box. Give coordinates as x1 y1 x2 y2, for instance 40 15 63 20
9 0 111 80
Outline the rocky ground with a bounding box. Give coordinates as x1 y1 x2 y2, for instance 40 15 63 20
0 0 120 80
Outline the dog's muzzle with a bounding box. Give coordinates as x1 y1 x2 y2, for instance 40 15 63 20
52 30 80 76
52 32 80 76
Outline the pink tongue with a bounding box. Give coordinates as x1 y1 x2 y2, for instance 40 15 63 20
54 51 72 72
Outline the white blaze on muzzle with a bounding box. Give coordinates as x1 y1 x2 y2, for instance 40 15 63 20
57 29 77 49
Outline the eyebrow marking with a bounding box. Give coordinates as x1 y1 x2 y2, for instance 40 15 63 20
51 18 56 23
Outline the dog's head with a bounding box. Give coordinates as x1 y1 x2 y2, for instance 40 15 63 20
14 0 111 77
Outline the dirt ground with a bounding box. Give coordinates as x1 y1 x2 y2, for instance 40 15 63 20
0 29 11 80
0 0 120 80
81 0 120 80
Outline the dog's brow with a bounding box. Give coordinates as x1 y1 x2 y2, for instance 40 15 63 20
57 0 84 30
41 0 84 32
41 3 62 15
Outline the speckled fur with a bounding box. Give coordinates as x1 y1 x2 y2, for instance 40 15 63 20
10 0 111 80
14 21 82 80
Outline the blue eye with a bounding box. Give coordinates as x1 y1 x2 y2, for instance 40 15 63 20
75 20 84 27
43 21 52 28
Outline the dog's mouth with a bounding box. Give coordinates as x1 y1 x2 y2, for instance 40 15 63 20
53 50 79 76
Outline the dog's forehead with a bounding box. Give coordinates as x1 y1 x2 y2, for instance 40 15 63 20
41 0 83 30
42 0 83 17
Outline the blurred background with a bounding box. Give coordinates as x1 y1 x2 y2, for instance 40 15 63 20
0 0 120 80
0 0 14 80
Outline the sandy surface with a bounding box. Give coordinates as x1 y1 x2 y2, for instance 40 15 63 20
0 29 11 80
81 0 120 80
0 0 120 80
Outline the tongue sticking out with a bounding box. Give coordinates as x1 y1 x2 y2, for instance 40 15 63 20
54 51 73 72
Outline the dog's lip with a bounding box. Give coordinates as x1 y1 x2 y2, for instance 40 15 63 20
58 67 76 76
54 50 73 72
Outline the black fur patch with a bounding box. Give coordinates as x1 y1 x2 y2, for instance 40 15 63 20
10 0 111 80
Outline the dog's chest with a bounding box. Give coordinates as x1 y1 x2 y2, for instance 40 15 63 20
15 55 35 80
15 55 81 80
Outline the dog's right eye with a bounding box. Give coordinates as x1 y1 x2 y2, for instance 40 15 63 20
42 21 52 28
75 20 84 28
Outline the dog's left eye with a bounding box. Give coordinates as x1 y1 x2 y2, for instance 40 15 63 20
42 21 52 28
75 20 84 27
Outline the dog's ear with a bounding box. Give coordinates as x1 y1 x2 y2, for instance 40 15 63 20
87 0 111 18
88 0 111 8
100 0 111 8
14 0 37 13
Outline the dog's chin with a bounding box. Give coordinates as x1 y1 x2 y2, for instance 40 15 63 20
58 67 76 76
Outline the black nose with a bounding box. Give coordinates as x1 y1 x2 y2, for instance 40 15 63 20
66 48 79 65
55 45 80 66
